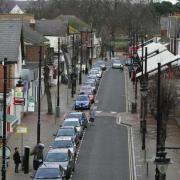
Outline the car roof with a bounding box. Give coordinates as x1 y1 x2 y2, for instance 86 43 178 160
76 94 89 98
64 118 79 122
69 111 82 115
47 148 69 154
54 136 72 141
59 126 75 129
39 163 60 169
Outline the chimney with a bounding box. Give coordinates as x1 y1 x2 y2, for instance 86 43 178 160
29 19 35 30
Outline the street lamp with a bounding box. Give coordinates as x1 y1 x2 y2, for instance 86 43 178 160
37 46 42 144
154 151 171 180
140 80 148 150
79 31 83 85
55 37 60 117
1 58 7 180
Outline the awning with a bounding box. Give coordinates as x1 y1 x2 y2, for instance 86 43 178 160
137 42 168 59
136 50 180 78
0 112 17 123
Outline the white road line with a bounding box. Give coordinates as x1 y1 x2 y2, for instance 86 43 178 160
111 111 117 114
96 111 102 113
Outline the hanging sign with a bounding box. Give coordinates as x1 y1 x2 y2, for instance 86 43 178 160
27 96 35 112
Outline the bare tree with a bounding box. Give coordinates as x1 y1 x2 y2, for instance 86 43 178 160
148 78 177 147
43 63 53 114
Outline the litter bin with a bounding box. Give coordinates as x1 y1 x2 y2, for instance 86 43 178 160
23 146 30 174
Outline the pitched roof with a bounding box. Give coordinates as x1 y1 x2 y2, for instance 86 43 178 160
23 23 49 45
0 21 22 63
34 20 68 36
56 15 90 31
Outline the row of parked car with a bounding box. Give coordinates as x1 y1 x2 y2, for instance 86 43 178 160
32 60 107 180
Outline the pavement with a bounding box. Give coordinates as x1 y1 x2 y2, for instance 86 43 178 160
123 66 180 180
1 59 180 180
3 73 87 180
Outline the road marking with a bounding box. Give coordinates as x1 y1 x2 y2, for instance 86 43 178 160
96 111 102 113
111 111 117 114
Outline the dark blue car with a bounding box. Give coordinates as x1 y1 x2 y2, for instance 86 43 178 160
74 95 91 110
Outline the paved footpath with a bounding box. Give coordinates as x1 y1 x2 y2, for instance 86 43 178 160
1 74 86 180
123 66 180 180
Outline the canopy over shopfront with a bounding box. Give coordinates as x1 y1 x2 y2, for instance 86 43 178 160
136 50 180 78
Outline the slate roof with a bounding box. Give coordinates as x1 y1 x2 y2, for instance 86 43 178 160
23 23 49 45
34 20 68 36
56 15 90 31
0 21 22 63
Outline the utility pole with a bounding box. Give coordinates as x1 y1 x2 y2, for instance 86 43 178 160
56 37 60 117
79 31 82 84
37 46 42 144
1 58 7 180
71 34 75 98
90 29 93 69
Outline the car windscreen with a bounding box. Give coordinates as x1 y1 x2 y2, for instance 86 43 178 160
52 140 73 148
45 152 68 162
57 129 75 136
34 168 61 178
64 120 80 127
76 96 88 101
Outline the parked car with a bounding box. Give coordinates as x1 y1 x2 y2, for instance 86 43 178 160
83 81 97 91
32 163 66 180
94 60 106 70
63 118 83 139
54 126 80 145
112 59 124 69
89 69 102 78
44 149 75 179
74 94 91 110
51 136 77 157
65 111 88 129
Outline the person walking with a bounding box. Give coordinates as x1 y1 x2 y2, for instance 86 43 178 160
89 105 96 125
13 147 21 173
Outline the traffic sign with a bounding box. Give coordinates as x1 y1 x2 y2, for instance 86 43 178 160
13 97 25 105
16 126 28 134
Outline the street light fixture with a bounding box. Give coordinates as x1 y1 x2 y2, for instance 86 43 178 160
140 80 148 150
55 37 60 117
154 151 171 180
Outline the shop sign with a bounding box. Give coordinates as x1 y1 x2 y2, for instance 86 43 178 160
28 96 35 112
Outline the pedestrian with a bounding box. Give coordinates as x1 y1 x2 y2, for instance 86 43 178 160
89 105 96 125
13 147 21 173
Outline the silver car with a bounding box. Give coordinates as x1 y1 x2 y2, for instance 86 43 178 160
112 59 124 69
44 149 75 179
51 136 77 157
32 163 66 180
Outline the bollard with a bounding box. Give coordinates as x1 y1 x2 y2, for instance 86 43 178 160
23 146 30 174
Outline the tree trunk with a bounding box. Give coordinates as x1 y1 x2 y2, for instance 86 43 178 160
63 52 71 88
43 65 53 114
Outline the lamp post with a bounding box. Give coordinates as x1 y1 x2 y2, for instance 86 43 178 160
56 37 60 117
1 58 7 180
37 46 42 144
79 31 83 85
154 63 171 180
140 80 148 150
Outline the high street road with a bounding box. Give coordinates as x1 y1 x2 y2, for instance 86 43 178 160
72 67 130 180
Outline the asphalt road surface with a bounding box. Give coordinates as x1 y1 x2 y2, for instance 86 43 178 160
72 67 130 180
